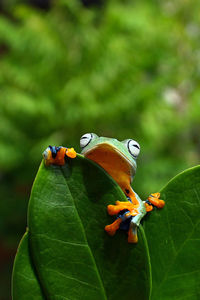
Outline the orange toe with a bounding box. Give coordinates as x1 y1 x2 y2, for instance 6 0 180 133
66 148 77 158
157 200 165 208
107 205 122 216
105 219 122 236
128 228 138 243
145 203 153 212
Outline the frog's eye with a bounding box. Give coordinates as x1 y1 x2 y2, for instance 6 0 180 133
125 139 140 159
80 133 96 148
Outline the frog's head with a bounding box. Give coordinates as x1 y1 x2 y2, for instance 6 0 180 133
80 133 140 184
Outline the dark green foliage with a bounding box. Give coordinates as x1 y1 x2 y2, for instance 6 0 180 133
12 233 44 300
145 165 200 300
12 157 200 299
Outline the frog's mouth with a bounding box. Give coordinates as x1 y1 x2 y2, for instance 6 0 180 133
83 142 136 184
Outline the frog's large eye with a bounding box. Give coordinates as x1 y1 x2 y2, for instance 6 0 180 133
125 139 140 159
80 133 97 148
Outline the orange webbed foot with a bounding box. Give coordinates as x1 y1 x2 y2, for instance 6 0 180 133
145 202 153 212
105 200 140 242
107 204 123 216
105 218 122 236
147 193 165 209
43 146 76 166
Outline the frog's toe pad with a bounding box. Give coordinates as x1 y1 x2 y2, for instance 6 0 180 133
43 147 52 162
66 148 76 158
107 205 122 216
151 192 160 199
148 193 165 209
145 202 153 212
105 225 117 236
105 219 122 236
157 199 165 208
128 228 138 243
128 233 138 243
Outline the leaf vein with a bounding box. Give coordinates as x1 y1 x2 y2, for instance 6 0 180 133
157 218 200 292
46 268 101 291
169 269 200 279
35 233 88 247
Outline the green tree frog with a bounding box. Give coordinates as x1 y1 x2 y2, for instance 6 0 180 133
43 133 165 243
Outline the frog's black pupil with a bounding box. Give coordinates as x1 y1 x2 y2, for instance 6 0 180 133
125 189 130 194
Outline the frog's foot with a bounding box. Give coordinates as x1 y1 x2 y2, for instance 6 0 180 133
145 202 153 212
128 221 138 243
146 192 165 210
105 218 122 236
43 146 76 166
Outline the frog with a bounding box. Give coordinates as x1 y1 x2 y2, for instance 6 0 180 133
43 133 165 243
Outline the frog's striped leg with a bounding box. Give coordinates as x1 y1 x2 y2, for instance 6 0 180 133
43 146 76 166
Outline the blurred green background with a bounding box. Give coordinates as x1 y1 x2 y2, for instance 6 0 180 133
0 0 200 299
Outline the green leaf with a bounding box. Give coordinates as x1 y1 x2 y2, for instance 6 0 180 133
12 156 200 300
13 155 151 300
12 232 44 299
144 166 200 300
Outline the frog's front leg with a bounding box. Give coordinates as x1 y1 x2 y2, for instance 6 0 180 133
105 197 146 243
43 146 76 166
107 201 138 216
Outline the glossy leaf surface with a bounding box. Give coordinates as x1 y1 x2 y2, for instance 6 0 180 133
144 166 200 300
12 233 44 299
13 155 151 300
12 156 200 299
